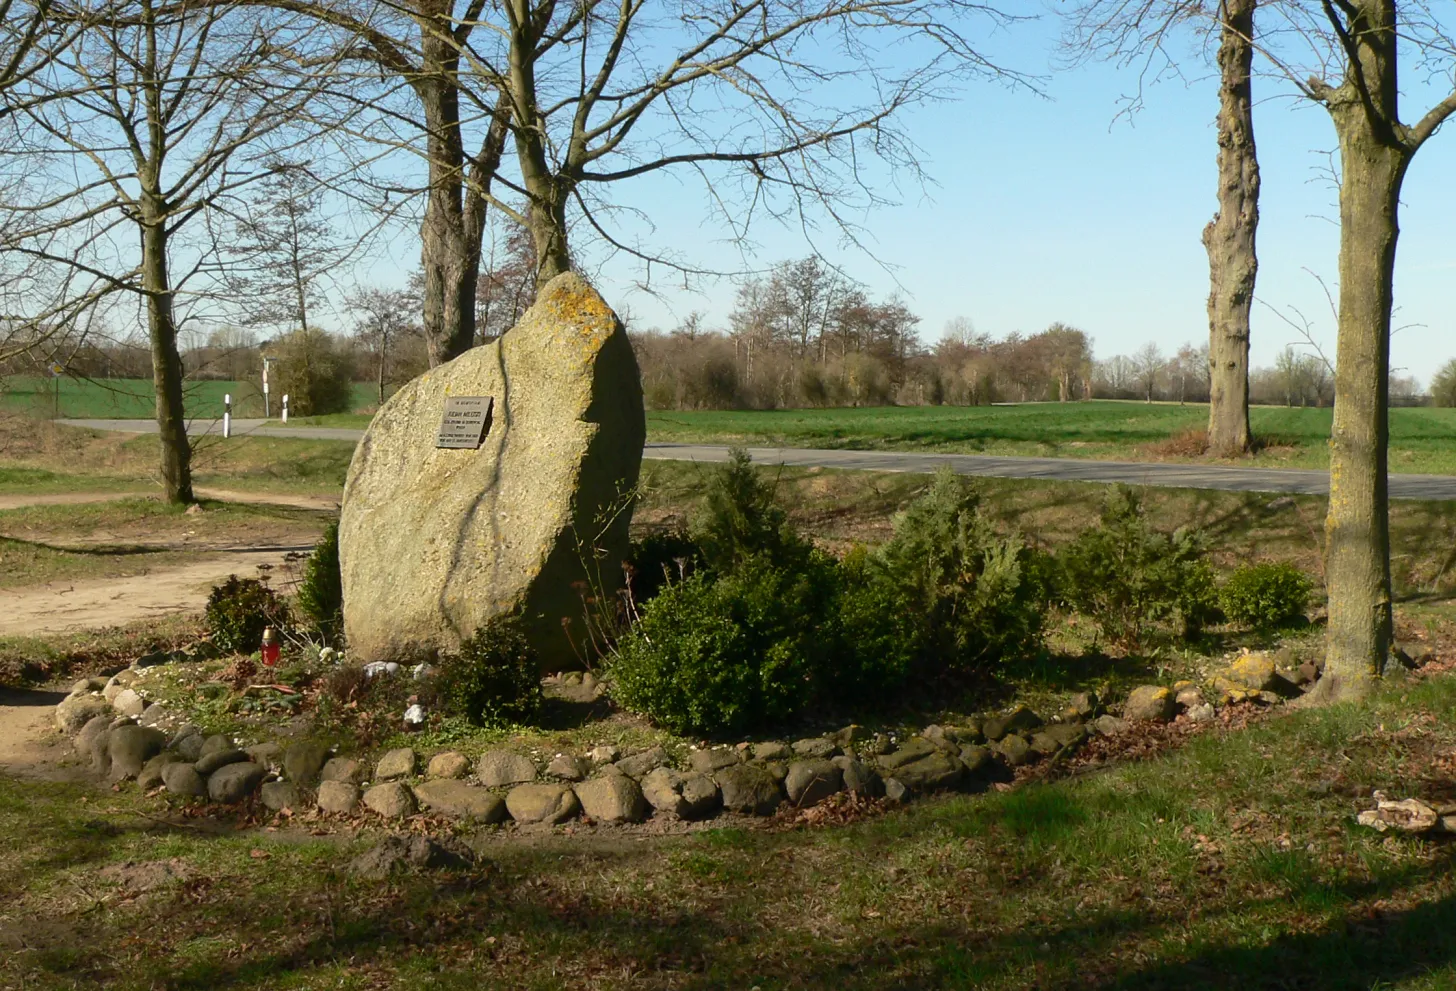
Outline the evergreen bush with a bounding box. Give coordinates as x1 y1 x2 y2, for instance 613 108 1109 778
1219 561 1313 629
205 575 287 653
436 617 544 728
296 520 343 641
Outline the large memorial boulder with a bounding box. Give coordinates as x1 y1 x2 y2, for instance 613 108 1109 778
340 273 646 668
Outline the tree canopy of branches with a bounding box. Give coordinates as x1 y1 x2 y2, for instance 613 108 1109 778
7 0 335 502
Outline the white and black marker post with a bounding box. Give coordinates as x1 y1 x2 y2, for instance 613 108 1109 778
281 393 289 424
223 393 232 438
262 361 270 418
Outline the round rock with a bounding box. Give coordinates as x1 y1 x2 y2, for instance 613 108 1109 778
574 775 648 823
375 747 418 781
427 751 471 780
785 760 843 806
55 694 111 735
476 750 537 787
207 762 266 803
364 782 418 818
714 765 783 816
413 779 508 823
161 762 207 798
505 783 580 824
317 780 361 814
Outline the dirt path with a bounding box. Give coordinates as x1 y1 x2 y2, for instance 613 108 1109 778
0 548 301 635
0 487 338 513
0 687 86 782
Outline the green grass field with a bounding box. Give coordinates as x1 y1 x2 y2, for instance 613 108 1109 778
0 376 379 420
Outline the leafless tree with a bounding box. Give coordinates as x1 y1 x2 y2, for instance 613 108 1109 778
8 0 336 502
347 284 419 404
1133 341 1164 402
1260 1 1456 700
1062 0 1259 453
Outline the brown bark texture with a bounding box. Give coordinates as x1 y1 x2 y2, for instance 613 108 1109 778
1315 0 1424 701
141 198 194 504
1202 0 1258 456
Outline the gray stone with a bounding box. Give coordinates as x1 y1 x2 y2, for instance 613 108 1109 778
245 742 283 768
994 734 1033 767
884 778 909 803
983 706 1043 741
751 741 791 761
545 754 590 782
174 733 204 762
1066 691 1099 719
641 768 721 820
260 781 301 812
1041 723 1088 752
1124 685 1176 722
829 724 867 749
138 703 172 728
957 745 994 776
614 746 669 780
761 761 788 782
74 714 111 758
107 725 167 780
112 688 146 718
339 272 647 670
364 782 418 818
412 779 508 822
714 765 783 816
55 693 111 735
428 751 472 780
317 780 361 813
161 762 207 798
791 738 839 759
1093 714 1130 736
1187 702 1216 723
574 775 648 823
587 745 621 763
283 741 332 785
861 733 894 757
199 734 235 758
71 676 107 695
784 760 843 806
876 738 939 771
137 752 182 791
321 757 365 785
1175 687 1204 710
476 750 537 787
102 668 138 702
195 748 249 775
689 748 741 773
133 650 176 669
832 756 884 798
893 752 967 790
505 783 580 824
207 762 266 803
375 747 418 782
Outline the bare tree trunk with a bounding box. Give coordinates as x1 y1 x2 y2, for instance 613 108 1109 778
417 55 478 367
140 198 193 504
377 327 388 405
1203 0 1258 456
1319 114 1408 702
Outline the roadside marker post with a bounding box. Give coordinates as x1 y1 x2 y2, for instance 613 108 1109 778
281 394 289 423
223 394 232 438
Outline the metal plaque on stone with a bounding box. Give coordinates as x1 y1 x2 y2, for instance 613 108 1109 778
436 395 493 449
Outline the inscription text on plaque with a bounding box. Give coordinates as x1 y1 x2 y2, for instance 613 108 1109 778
436 395 493 449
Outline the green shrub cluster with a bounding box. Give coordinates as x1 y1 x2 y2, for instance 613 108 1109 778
609 458 1043 736
1054 486 1217 649
436 616 544 728
1219 561 1313 630
205 575 288 653
296 520 343 641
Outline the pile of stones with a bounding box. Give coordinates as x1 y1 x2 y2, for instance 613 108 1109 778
51 645 1355 829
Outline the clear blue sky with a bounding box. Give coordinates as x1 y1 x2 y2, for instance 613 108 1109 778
577 10 1456 383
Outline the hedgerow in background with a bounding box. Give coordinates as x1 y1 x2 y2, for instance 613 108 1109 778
436 617 544 728
205 575 288 653
1220 561 1314 630
296 520 343 641
876 467 1044 671
1056 485 1217 649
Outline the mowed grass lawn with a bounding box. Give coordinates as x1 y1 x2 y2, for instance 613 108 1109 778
5 673 1456 989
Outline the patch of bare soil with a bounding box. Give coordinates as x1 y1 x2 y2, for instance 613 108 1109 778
0 486 338 515
0 548 299 635
0 687 89 782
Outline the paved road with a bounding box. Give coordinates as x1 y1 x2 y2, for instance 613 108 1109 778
62 418 1456 501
